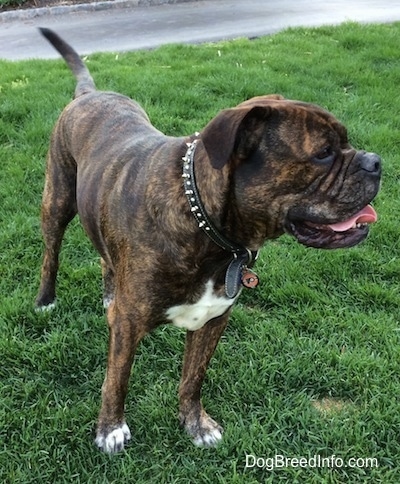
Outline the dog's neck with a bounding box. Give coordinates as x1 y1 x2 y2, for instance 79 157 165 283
182 136 259 298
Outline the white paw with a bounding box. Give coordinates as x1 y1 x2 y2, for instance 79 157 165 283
193 427 223 447
95 423 131 453
35 302 56 312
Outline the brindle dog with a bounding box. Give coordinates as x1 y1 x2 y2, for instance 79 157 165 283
36 28 381 453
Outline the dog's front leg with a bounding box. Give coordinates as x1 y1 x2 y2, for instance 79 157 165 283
95 300 146 453
179 311 230 447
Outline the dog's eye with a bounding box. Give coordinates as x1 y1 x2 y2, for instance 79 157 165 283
313 146 335 164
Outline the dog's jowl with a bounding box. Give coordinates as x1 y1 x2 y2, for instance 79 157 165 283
35 28 381 453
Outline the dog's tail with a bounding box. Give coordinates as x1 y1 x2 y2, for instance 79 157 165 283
39 27 96 98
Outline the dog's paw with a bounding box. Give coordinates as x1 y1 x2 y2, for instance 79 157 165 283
193 423 223 447
182 411 223 447
35 301 56 312
95 422 131 453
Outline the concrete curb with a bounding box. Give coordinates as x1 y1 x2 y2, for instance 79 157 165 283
0 0 194 22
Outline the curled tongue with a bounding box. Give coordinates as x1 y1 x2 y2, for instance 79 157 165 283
328 205 377 232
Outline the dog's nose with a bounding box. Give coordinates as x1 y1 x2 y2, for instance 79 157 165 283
359 152 381 175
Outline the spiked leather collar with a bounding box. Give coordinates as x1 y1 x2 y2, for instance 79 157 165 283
182 136 259 298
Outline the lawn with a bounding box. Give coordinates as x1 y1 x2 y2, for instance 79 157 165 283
0 21 399 483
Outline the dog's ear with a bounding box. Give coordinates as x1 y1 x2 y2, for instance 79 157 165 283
201 105 274 169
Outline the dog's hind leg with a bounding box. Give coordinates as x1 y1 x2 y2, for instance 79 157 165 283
179 311 230 447
35 147 77 309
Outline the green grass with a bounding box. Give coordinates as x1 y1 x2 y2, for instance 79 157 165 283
0 0 32 10
1 21 400 483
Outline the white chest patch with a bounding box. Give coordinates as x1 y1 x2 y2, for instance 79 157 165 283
166 280 237 331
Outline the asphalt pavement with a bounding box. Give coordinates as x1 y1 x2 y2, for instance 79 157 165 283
1 0 400 61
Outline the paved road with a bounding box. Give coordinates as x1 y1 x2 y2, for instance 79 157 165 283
1 0 400 60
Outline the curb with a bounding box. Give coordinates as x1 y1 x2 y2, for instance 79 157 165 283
0 0 194 22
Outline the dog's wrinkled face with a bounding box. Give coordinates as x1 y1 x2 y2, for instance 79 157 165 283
201 96 381 249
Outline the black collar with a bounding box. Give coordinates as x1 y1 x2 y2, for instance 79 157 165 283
182 136 259 298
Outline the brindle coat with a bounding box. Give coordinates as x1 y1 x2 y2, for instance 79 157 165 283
36 28 381 453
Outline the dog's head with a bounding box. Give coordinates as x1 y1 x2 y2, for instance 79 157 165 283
200 95 381 249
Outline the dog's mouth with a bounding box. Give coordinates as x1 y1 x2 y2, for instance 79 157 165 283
286 205 377 249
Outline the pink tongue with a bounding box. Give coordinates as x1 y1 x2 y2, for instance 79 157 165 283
328 205 377 232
